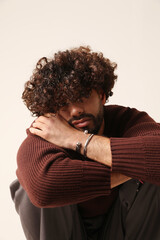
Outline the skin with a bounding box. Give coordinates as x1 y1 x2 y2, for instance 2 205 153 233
30 89 130 188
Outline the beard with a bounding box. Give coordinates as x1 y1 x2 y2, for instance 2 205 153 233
68 103 104 134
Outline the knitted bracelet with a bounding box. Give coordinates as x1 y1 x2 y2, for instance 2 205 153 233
83 134 94 157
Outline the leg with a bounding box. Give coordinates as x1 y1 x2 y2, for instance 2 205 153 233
10 179 87 240
99 180 160 240
124 182 160 240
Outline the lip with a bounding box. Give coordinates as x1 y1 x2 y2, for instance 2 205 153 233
72 118 91 128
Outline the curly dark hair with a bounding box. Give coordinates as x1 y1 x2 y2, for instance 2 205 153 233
22 46 117 116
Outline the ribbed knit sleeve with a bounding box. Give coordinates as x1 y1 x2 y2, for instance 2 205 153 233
111 135 160 184
108 105 160 185
16 132 111 208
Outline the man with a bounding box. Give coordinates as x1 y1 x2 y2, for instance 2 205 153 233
10 46 160 240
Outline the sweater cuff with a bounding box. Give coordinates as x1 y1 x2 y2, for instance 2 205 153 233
80 161 111 200
110 137 146 179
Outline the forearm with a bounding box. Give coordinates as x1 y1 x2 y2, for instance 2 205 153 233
111 135 160 185
67 131 112 167
111 173 131 188
70 132 160 186
67 131 160 187
17 132 111 208
66 132 133 189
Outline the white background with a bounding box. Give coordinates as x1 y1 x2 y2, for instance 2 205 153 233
0 0 160 239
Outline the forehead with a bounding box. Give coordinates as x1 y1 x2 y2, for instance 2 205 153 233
59 90 100 109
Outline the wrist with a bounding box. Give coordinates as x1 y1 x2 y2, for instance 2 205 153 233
67 130 88 152
66 130 112 167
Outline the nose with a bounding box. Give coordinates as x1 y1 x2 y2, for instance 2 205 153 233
69 103 84 118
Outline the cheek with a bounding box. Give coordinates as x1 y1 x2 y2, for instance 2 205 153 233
87 100 101 114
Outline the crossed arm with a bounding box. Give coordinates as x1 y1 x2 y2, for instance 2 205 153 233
17 105 160 207
29 113 131 188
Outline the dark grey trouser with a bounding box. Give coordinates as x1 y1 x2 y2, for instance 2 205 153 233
10 179 160 240
10 180 86 240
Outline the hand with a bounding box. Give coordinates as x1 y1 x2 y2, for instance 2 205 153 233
111 173 131 188
29 113 79 149
29 114 112 167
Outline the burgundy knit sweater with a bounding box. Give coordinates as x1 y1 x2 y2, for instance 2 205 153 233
16 105 160 217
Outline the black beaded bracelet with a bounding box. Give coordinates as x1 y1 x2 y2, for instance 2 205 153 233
76 142 82 153
75 130 89 154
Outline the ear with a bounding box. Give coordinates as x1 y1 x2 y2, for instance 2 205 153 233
98 89 106 105
101 92 106 105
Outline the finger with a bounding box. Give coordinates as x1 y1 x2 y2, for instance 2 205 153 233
32 121 45 130
29 127 43 137
44 113 56 118
35 116 50 124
